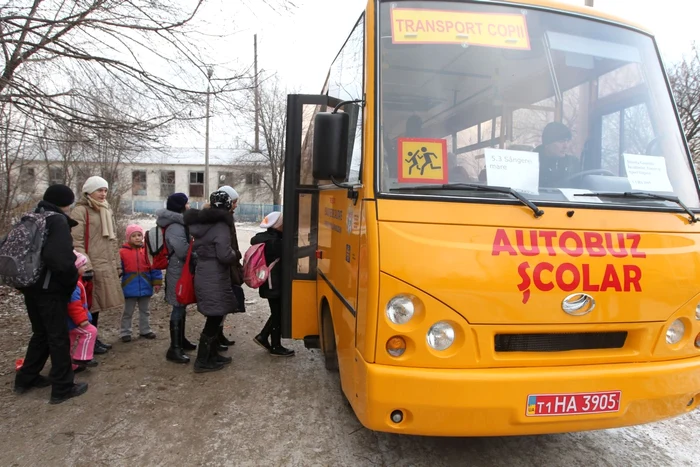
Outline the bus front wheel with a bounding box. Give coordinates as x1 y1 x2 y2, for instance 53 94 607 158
321 304 339 372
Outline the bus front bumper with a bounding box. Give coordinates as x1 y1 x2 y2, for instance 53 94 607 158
354 354 700 436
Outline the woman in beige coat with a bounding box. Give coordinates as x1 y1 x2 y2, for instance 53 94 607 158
71 176 124 354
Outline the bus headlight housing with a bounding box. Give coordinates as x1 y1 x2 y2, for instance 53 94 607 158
695 303 700 321
666 319 685 345
386 295 416 324
427 321 455 351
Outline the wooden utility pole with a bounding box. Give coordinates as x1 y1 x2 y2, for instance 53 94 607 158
254 34 260 153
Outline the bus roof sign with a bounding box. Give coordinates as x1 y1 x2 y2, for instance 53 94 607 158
390 8 531 50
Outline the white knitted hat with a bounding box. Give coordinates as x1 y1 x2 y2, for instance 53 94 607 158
82 176 109 195
260 211 282 229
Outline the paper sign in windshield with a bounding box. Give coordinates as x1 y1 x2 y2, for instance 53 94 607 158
484 148 539 195
398 138 448 184
623 154 674 192
391 8 530 50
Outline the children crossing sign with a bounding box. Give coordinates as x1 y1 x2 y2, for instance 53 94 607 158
398 138 448 184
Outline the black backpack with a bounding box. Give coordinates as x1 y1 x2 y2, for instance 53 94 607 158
0 209 57 289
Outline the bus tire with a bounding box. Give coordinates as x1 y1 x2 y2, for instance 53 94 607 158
322 304 339 372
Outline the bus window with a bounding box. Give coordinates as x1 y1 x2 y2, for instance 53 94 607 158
602 111 622 174
328 15 364 184
378 1 699 209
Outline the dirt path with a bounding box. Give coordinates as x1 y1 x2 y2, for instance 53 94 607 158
0 226 697 466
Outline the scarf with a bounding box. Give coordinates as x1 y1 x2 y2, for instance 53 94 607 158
86 195 116 240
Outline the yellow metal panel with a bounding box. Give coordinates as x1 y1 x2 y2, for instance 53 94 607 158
351 350 700 436
291 280 318 339
356 200 379 364
376 198 698 232
318 189 362 312
318 275 356 401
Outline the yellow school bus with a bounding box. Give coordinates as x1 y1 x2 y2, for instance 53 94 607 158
280 0 700 436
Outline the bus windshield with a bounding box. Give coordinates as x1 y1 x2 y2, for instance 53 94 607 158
378 1 700 210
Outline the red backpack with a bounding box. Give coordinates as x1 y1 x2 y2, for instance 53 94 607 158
145 225 171 270
175 239 196 305
243 243 279 289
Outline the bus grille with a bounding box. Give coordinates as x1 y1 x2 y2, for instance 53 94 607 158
494 332 628 352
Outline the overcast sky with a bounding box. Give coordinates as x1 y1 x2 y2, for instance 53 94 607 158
175 0 700 150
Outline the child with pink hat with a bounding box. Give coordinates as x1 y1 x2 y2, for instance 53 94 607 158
67 251 99 372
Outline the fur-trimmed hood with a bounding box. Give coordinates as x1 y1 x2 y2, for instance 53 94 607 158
184 208 233 239
184 208 233 226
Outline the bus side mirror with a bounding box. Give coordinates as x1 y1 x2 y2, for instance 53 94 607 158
313 112 349 180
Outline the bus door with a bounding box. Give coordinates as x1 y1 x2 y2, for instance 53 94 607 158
281 94 342 346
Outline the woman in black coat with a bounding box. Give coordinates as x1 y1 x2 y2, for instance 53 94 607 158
184 191 239 373
250 211 294 357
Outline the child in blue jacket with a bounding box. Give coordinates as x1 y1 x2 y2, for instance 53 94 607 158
119 224 162 342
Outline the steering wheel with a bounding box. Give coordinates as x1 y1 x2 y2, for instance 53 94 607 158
646 137 663 156
561 169 616 184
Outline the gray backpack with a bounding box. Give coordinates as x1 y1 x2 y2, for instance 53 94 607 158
0 209 57 289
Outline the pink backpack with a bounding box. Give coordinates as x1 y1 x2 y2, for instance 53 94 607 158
243 243 279 289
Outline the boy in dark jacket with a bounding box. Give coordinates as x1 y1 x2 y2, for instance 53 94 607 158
14 184 89 404
250 211 294 357
119 224 163 342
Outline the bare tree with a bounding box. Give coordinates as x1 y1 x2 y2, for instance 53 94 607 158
0 102 36 224
668 42 700 164
0 0 257 140
238 77 289 206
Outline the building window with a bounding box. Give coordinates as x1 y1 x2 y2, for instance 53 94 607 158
160 170 175 197
20 167 35 192
245 172 262 185
189 171 204 198
132 170 147 196
49 167 64 186
218 171 233 188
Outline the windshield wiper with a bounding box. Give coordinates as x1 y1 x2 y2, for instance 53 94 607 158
573 191 699 224
390 183 544 218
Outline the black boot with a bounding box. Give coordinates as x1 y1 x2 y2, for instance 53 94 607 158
166 321 190 364
219 324 236 351
213 345 232 365
194 333 224 373
270 346 295 357
253 317 272 352
181 314 196 351
270 324 295 357
218 324 235 346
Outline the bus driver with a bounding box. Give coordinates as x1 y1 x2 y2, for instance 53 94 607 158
535 121 581 187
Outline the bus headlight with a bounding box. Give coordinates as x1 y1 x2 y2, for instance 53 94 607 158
666 319 685 345
386 295 416 324
695 303 700 320
427 321 455 351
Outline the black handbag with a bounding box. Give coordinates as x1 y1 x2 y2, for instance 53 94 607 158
232 284 246 313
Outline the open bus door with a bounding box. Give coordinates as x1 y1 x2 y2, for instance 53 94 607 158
280 94 341 347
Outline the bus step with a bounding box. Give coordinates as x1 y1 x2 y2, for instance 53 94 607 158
304 335 321 349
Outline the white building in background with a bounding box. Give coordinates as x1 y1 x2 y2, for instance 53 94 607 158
17 147 278 214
